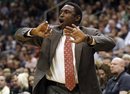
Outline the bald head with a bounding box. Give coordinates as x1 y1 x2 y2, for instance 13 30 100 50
110 57 125 75
111 57 125 66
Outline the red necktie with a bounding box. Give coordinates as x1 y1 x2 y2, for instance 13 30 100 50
64 36 76 91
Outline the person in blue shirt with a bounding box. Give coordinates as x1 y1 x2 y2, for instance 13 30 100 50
103 57 130 94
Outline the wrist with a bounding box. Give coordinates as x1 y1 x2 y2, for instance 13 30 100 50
31 28 36 35
84 34 93 44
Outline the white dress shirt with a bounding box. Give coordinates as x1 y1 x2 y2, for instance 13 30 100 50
0 86 10 94
46 35 78 84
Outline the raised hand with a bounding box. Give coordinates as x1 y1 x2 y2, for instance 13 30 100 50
64 24 86 43
31 21 52 38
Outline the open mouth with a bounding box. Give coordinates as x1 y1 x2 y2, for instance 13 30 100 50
59 20 64 24
59 18 64 24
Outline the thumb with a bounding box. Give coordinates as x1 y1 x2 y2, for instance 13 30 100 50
38 21 49 32
70 38 82 44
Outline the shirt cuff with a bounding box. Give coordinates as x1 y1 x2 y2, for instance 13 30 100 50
90 37 96 45
26 29 33 37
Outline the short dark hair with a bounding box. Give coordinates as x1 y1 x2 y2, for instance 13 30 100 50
65 2 82 24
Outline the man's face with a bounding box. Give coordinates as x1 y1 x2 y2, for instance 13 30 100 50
98 69 106 79
0 76 6 88
28 76 34 86
59 4 76 28
110 60 123 74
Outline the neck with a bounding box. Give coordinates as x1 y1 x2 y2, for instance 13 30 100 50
114 69 124 78
0 87 3 90
59 23 79 29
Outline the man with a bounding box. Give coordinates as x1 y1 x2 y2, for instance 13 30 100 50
10 73 29 94
0 75 10 94
14 2 115 94
122 54 130 74
103 57 130 94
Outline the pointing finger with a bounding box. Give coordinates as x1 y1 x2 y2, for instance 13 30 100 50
65 26 73 31
72 24 77 28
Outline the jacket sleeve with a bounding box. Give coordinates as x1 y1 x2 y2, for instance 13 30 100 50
83 27 115 51
14 27 43 47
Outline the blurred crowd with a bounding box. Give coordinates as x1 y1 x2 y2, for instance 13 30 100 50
0 0 130 94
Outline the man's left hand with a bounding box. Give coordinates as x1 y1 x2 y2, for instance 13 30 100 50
64 24 86 43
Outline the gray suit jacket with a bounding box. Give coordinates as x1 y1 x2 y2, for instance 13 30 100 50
14 26 115 94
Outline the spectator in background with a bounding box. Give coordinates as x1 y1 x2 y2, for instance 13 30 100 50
3 68 11 86
0 75 10 94
28 75 34 94
24 52 37 73
0 68 3 76
117 24 128 40
97 64 111 91
104 19 117 34
103 57 130 94
124 30 130 46
122 54 130 74
17 72 29 91
122 5 130 28
10 73 29 94
5 35 16 51
10 74 22 94
108 27 125 57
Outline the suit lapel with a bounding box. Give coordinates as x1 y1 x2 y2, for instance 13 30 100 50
50 26 84 71
75 43 83 71
50 27 62 61
75 26 87 71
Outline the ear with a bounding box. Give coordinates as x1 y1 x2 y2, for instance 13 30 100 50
75 15 81 22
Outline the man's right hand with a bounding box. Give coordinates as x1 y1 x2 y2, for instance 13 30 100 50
31 21 52 38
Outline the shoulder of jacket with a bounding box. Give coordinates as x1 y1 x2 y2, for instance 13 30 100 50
80 26 98 31
80 26 99 35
